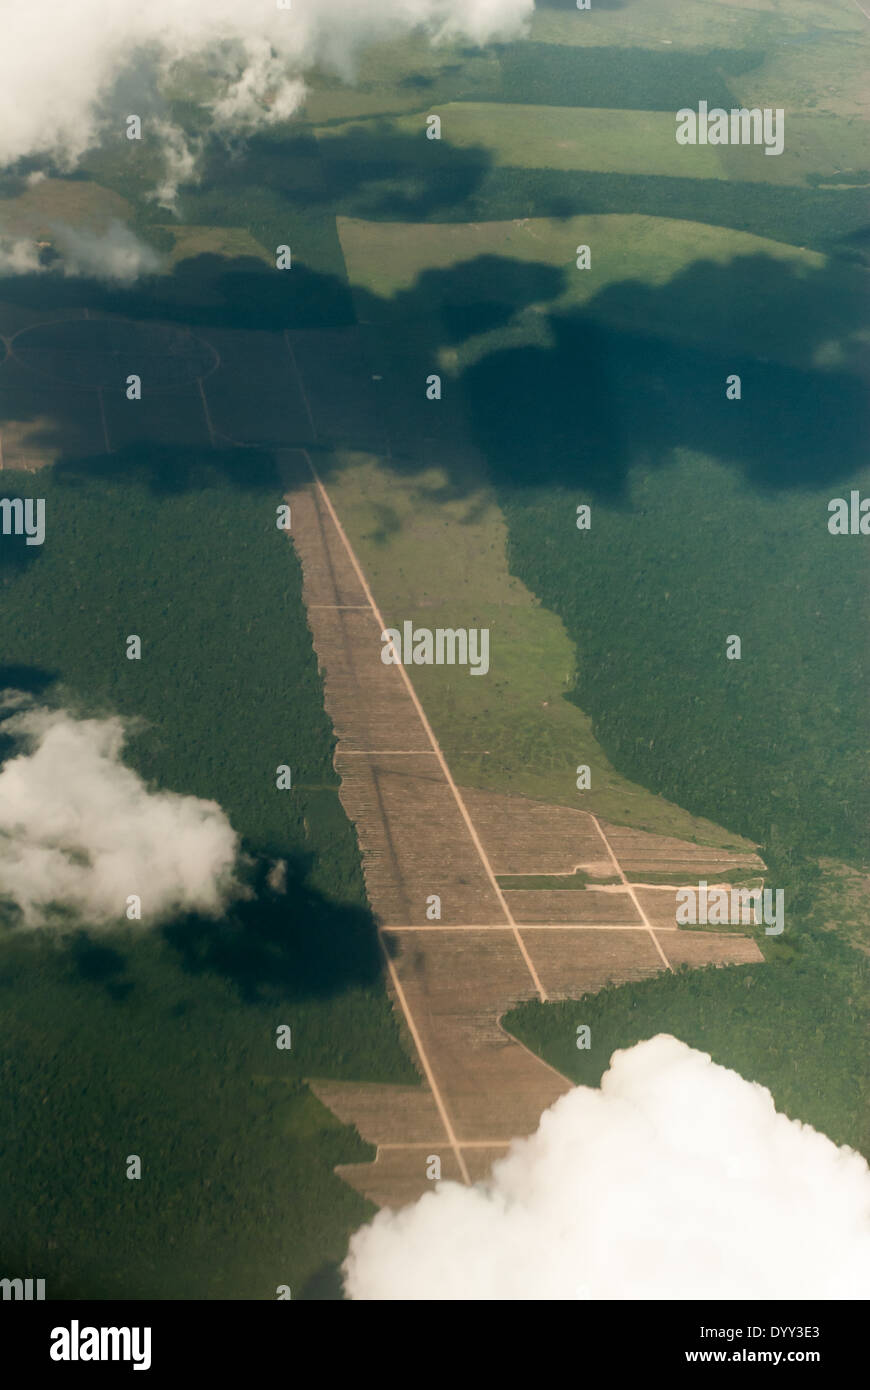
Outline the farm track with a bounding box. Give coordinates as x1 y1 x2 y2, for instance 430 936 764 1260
280 447 764 1209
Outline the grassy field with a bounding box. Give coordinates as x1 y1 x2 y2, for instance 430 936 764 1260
317 102 869 191
0 455 416 1298
318 105 725 178
160 225 274 269
0 178 135 240
328 196 869 867
529 0 866 86
307 4 869 124
338 212 826 301
317 450 755 848
337 212 868 374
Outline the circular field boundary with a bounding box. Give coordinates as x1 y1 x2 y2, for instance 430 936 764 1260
7 315 220 392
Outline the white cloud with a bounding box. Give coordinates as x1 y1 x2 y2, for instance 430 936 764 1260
146 121 201 214
0 0 532 194
343 1036 870 1300
50 219 162 282
0 701 245 928
0 220 160 282
0 237 43 274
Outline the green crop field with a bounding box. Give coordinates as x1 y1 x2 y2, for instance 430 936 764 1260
337 212 868 375
318 105 725 178
321 102 868 191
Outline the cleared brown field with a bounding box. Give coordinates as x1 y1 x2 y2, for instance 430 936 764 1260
308 1080 446 1146
505 887 641 926
284 481 376 608
662 932 764 970
310 612 432 752
335 1146 467 1209
336 751 505 925
385 927 569 1141
633 885 763 932
461 784 614 876
596 819 765 878
282 451 765 1210
523 928 665 1000
462 1145 512 1184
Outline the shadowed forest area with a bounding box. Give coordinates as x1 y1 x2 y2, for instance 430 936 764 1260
0 457 416 1298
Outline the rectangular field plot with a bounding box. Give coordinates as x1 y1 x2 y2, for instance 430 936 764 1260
385 928 569 1141
200 329 311 446
663 931 764 969
635 887 685 930
634 885 762 932
336 752 504 926
460 786 612 876
596 819 764 878
285 328 386 451
314 610 432 750
102 387 211 451
462 1145 512 1184
522 928 665 1000
319 105 724 179
283 468 371 608
505 888 641 926
335 1146 465 1210
307 1080 445 1147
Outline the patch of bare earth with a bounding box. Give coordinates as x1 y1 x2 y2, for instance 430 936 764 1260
282 453 763 1209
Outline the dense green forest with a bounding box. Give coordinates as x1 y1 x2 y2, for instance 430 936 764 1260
0 456 415 1298
500 453 868 865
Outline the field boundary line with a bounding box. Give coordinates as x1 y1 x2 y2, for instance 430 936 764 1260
383 922 677 932
299 448 548 1004
380 946 470 1183
285 333 318 440
277 449 470 1184
377 1141 511 1151
197 377 217 448
588 813 673 970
